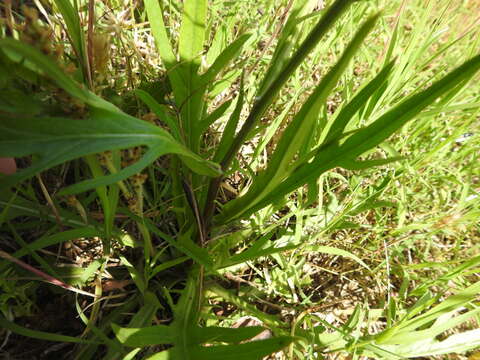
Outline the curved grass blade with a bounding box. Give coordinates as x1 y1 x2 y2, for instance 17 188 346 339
204 0 366 222
217 0 357 170
0 316 100 344
226 53 480 222
218 13 381 223
323 59 396 144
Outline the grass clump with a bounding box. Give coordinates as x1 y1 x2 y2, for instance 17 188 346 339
0 0 479 359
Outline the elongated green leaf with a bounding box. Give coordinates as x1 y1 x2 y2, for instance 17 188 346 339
216 0 356 170
381 308 480 345
179 0 207 65
0 114 220 191
401 281 480 332
173 272 201 360
197 98 233 135
256 0 314 97
0 190 92 227
191 326 265 344
323 60 396 144
113 324 265 347
218 13 381 222
143 0 176 68
177 0 207 149
149 256 190 279
136 214 214 269
411 255 480 296
266 13 380 182
7 228 100 262
214 75 245 163
201 33 252 86
74 293 124 353
144 0 186 105
112 323 174 347
59 145 164 196
339 156 405 170
388 329 480 357
377 281 480 344
224 53 480 222
146 337 293 360
219 243 299 270
0 316 99 344
53 0 87 77
120 255 147 294
0 40 221 190
338 54 480 159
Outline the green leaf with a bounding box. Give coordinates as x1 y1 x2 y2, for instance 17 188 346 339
113 324 265 347
52 0 87 78
0 316 99 344
191 326 265 344
5 228 100 262
338 156 405 170
0 38 115 112
0 114 219 191
390 329 480 357
178 0 207 65
149 256 190 279
120 255 147 294
339 53 480 160
143 0 186 105
231 52 480 220
128 291 162 328
323 60 396 145
381 308 480 345
218 13 381 223
190 336 294 360
143 0 176 68
213 75 245 163
256 0 315 97
0 40 221 191
124 212 214 269
197 99 234 135
201 33 252 87
146 336 293 360
214 0 357 170
177 0 207 148
112 323 174 347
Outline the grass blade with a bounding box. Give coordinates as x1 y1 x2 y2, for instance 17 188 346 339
230 53 480 221
218 13 381 223
0 316 100 344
